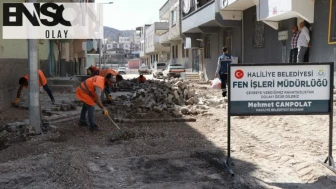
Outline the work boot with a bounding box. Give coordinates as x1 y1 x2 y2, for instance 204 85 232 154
89 125 100 131
79 121 89 127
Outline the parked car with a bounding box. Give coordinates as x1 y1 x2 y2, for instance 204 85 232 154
162 64 186 79
152 62 167 79
117 67 127 75
138 65 151 75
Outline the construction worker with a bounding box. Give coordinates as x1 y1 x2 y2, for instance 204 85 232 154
14 69 55 104
76 74 115 131
215 47 232 97
99 68 124 103
137 75 146 83
99 67 118 77
87 65 99 76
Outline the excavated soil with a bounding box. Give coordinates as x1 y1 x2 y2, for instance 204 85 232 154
1 84 336 188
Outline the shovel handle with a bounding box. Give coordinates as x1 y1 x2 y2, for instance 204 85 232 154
107 114 122 131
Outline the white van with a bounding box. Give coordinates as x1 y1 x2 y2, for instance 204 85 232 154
152 61 167 78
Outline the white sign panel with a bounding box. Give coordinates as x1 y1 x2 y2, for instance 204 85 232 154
229 64 332 115
2 3 104 39
278 30 288 41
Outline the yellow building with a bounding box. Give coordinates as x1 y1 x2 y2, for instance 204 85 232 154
0 0 90 109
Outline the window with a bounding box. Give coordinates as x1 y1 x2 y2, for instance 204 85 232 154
172 46 175 58
182 43 185 58
175 45 178 58
171 9 177 26
204 35 211 58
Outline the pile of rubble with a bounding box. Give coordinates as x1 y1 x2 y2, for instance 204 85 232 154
114 79 225 117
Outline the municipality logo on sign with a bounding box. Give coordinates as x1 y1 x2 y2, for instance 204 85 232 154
2 3 104 39
317 69 326 77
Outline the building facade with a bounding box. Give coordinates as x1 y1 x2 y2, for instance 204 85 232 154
181 0 242 80
144 22 171 67
136 25 151 65
0 0 93 109
159 0 192 70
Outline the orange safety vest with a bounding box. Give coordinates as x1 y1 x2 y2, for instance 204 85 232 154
23 70 47 89
76 76 105 106
99 68 118 77
138 76 146 83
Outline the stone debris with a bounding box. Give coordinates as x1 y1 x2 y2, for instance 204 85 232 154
111 79 225 117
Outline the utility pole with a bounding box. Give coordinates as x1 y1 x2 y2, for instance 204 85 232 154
28 0 42 134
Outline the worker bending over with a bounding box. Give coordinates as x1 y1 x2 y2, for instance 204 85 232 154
14 69 55 104
76 74 115 131
137 75 146 83
99 68 124 103
87 65 99 76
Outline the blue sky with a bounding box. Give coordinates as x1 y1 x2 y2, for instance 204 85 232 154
96 0 168 30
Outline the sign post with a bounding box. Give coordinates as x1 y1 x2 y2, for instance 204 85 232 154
226 63 335 175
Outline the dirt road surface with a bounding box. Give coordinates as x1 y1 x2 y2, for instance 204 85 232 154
1 83 336 189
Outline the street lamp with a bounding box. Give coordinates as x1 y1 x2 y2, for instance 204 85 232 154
98 2 113 70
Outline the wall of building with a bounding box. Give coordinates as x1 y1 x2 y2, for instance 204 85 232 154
243 6 295 64
0 0 53 109
309 0 336 67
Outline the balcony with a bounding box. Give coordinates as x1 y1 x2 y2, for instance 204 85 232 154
219 0 257 10
257 0 314 24
159 0 171 20
153 22 169 35
160 31 170 47
182 0 240 33
145 36 170 54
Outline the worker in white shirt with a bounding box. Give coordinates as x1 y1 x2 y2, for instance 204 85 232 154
297 21 311 63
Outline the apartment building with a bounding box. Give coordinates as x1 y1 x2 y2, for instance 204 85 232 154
190 0 334 71
181 0 242 80
159 0 192 70
136 25 151 65
144 22 171 67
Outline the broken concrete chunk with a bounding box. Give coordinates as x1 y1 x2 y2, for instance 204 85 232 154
186 98 194 105
180 107 189 115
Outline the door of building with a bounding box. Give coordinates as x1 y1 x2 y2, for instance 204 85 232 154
192 49 200 73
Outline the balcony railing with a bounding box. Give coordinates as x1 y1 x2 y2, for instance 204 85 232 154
160 31 170 43
182 0 215 18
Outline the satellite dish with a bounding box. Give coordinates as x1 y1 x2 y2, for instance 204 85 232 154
219 0 228 9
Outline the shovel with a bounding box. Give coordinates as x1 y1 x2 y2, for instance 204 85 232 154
106 114 128 142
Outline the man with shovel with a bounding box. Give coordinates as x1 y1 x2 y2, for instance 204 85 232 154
76 74 115 131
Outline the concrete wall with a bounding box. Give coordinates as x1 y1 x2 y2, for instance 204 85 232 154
309 0 336 67
243 6 296 63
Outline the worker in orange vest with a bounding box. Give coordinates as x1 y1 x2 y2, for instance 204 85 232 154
99 68 124 103
76 74 115 131
137 75 146 83
87 65 99 76
99 68 119 77
14 69 55 104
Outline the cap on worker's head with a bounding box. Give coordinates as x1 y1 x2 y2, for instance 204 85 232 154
222 47 228 52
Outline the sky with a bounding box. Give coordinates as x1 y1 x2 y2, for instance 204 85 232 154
96 0 168 30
